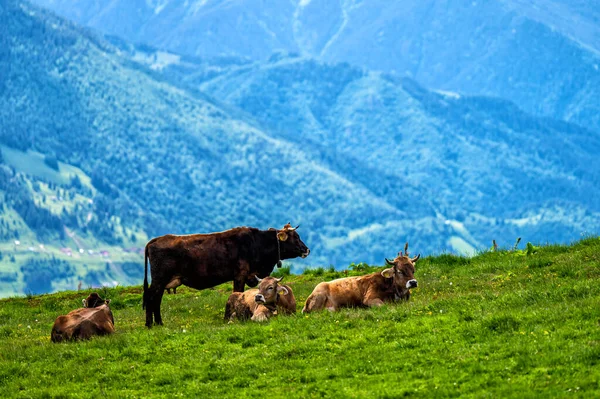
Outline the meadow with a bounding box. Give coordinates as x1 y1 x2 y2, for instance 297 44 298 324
0 238 599 398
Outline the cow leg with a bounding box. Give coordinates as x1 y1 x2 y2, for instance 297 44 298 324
145 283 166 327
145 289 155 327
233 260 250 292
303 292 328 313
364 298 385 307
153 288 166 326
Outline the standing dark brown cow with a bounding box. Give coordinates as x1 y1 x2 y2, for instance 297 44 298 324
303 243 420 313
143 223 310 327
51 293 115 342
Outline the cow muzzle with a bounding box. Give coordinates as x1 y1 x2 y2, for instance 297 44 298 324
301 249 310 258
255 294 266 304
406 279 418 289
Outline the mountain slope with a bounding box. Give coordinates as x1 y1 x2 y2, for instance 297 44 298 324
0 0 463 296
2 0 600 298
191 55 600 251
115 43 600 255
30 0 600 132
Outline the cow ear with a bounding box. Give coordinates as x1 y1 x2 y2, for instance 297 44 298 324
277 231 288 241
277 286 289 295
82 299 87 307
381 268 394 279
105 299 111 305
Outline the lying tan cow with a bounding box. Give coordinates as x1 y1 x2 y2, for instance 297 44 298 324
303 243 420 313
224 276 295 322
51 292 115 343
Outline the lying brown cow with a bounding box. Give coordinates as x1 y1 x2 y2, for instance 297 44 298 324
51 293 115 343
224 276 296 322
302 243 420 313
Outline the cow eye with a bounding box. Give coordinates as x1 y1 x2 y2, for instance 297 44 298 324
268 287 273 290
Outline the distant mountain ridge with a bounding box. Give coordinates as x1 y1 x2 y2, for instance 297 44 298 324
0 0 446 297
1 0 599 297
31 0 600 133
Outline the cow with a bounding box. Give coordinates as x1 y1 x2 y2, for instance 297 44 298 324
224 276 296 322
302 243 420 313
50 292 115 343
165 276 181 294
143 223 310 327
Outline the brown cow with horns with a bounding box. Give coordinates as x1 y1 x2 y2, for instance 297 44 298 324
224 276 296 322
51 292 115 342
302 243 420 313
143 223 310 327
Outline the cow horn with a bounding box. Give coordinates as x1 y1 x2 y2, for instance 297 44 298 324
275 276 284 283
385 258 395 266
292 224 299 230
404 242 409 256
256 276 263 283
411 254 421 263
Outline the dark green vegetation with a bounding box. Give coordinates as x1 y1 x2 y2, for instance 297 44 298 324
1 0 600 297
0 238 599 397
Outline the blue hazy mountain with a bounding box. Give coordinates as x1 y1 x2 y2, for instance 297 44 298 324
0 0 446 294
1 0 599 296
31 0 600 133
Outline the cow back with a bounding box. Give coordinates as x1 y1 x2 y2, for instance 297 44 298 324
51 305 115 342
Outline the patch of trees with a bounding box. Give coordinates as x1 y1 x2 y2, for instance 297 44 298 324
91 173 119 197
0 272 17 283
20 257 74 295
9 191 64 239
120 262 142 280
83 269 110 288
0 167 64 239
44 155 59 171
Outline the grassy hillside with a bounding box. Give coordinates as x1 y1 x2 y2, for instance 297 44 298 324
1 238 599 397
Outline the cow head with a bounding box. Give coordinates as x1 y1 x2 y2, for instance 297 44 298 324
254 276 288 308
82 292 111 308
275 223 310 259
381 242 420 299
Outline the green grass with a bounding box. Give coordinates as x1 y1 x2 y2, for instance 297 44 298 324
1 238 599 398
0 145 93 188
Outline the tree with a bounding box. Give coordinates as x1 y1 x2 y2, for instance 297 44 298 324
44 155 59 171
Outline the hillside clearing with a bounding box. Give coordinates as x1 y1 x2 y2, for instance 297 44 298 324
0 238 599 397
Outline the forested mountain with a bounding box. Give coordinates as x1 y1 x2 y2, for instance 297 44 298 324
195 54 600 252
0 0 437 295
31 0 600 132
1 0 599 297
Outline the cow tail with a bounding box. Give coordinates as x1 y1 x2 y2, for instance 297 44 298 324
143 244 149 310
